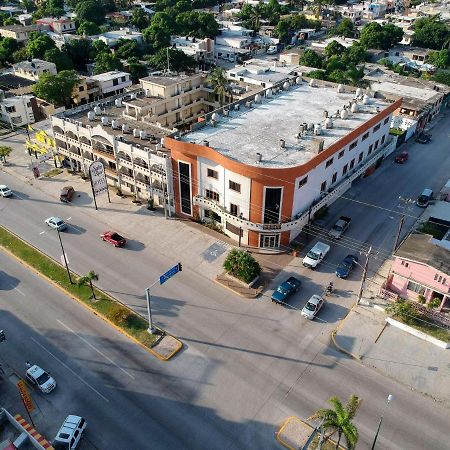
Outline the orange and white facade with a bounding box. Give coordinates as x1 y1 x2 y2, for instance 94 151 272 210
165 80 401 250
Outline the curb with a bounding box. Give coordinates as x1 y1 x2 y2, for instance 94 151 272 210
214 276 262 299
0 229 182 361
275 416 305 450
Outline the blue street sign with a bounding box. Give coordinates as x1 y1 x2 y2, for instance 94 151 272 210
159 263 181 285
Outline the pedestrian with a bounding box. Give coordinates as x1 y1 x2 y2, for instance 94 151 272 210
26 361 31 369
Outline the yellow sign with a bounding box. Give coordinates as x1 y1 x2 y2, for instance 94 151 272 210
17 379 35 413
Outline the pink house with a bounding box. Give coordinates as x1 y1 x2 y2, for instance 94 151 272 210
387 233 450 311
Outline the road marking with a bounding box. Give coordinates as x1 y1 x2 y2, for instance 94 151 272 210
14 287 25 296
57 319 135 380
39 231 45 235
67 217 71 221
31 337 110 403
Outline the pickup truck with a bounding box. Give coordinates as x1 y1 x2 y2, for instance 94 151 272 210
328 216 351 239
271 276 302 304
302 242 330 269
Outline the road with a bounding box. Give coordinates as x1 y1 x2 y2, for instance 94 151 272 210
0 114 450 449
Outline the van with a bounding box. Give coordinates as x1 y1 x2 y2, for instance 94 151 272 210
53 415 87 450
416 188 433 207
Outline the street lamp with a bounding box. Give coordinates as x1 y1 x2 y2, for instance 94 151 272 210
56 229 73 284
371 394 394 450
145 286 156 334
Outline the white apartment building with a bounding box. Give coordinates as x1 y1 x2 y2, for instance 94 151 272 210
0 91 35 128
171 36 215 63
13 59 57 82
90 71 132 97
215 22 253 62
99 29 144 47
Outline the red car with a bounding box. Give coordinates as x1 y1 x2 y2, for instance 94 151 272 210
100 231 126 247
395 151 409 164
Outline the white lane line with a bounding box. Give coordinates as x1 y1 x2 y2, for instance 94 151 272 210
57 319 135 380
31 336 110 402
39 231 45 235
14 287 25 296
67 217 72 220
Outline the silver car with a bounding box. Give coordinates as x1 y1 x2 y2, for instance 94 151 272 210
45 216 67 231
0 185 12 197
301 295 324 320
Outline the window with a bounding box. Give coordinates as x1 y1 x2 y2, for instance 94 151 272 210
434 273 439 280
349 141 358 150
326 158 334 168
438 275 442 283
384 117 389 125
368 144 373 155
332 172 337 183
207 168 218 179
381 135 385 144
230 203 238 216
342 164 348 175
374 139 379 150
358 152 363 162
113 78 119 86
205 189 219 202
338 150 345 159
121 76 126 82
5 105 16 113
320 180 327 192
349 159 355 170
443 278 447 284
79 86 85 92
407 280 425 294
362 132 369 141
229 180 241 192
402 261 409 267
298 176 308 188
373 123 381 132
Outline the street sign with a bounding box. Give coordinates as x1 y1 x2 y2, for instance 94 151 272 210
16 380 35 413
159 263 182 285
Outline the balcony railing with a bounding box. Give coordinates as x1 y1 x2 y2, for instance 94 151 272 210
93 147 115 160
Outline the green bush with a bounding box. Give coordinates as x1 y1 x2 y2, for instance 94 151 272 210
417 294 426 304
223 249 261 284
428 298 441 309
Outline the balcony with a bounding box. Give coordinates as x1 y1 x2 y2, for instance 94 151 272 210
104 167 118 178
118 158 133 170
92 146 115 161
120 173 134 183
134 163 150 175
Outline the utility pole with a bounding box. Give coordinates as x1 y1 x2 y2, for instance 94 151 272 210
357 246 372 305
57 229 73 284
393 196 414 253
371 394 394 449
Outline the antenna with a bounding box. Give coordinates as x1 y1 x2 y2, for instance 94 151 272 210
167 47 170 73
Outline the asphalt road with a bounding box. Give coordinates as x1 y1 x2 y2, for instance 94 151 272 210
1 114 450 449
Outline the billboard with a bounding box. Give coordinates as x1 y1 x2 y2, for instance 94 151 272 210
89 161 108 197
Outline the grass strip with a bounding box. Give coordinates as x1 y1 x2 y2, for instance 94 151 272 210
0 226 159 348
393 314 450 342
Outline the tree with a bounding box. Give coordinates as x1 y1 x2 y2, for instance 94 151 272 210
307 69 327 79
94 52 123 74
12 47 28 63
332 17 355 38
115 39 140 60
309 395 360 450
0 146 12 163
312 0 328 19
223 249 262 284
77 270 99 300
0 37 19 66
427 49 450 69
385 299 419 325
207 66 231 106
77 20 100 36
413 15 450 50
21 0 36 13
131 7 149 30
128 61 148 82
347 43 368 65
26 32 56 58
324 40 346 59
359 22 403 50
274 19 290 42
149 47 196 72
176 11 219 38
75 0 106 26
432 70 450 86
299 49 324 68
89 40 109 59
44 48 74 71
33 70 79 106
143 12 172 50
65 39 91 71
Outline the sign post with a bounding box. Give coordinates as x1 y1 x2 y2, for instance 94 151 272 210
89 161 109 210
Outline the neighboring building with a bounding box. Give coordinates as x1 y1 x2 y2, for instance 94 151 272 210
364 1 387 19
105 11 133 25
89 71 132 97
341 5 363 24
13 59 57 82
387 233 450 311
310 36 357 54
99 28 144 47
0 90 35 128
165 80 400 249
0 72 35 95
35 17 76 34
0 24 42 43
71 77 100 106
384 46 434 71
171 36 215 63
17 13 33 26
215 22 253 62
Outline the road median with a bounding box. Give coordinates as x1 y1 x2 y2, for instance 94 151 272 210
0 226 182 361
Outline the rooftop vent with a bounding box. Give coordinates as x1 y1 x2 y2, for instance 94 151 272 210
139 130 147 140
115 98 122 107
356 88 363 97
203 140 209 147
296 76 302 84
133 128 140 137
283 81 290 90
362 94 370 105
340 109 349 120
323 110 329 118
310 138 325 154
223 109 229 116
266 88 272 97
351 103 358 113
111 120 119 129
254 94 262 103
314 124 322 135
325 117 333 129
211 112 219 122
337 84 345 93
280 139 285 148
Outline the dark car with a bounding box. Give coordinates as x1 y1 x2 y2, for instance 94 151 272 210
60 186 75 203
271 276 301 304
100 231 126 247
416 134 431 144
394 151 408 164
335 255 358 279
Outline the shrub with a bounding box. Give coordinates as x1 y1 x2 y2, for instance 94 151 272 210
223 249 261 284
385 299 418 325
428 298 441 309
417 294 426 304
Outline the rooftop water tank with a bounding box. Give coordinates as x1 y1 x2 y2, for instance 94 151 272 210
296 76 302 84
115 98 122 107
283 81 290 90
351 102 358 113
211 112 219 122
337 84 344 93
139 130 147 140
266 88 272 97
254 94 262 103
111 120 119 129
314 124 322 135
94 106 101 115
87 111 95 121
101 116 109 125
133 129 140 137
362 94 370 105
356 88 363 97
325 117 333 129
122 123 129 133
340 109 349 119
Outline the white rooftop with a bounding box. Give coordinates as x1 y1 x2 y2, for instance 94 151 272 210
183 83 390 168
370 80 439 101
90 71 130 82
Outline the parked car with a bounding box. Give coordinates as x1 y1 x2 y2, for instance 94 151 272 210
301 295 324 320
335 254 358 279
53 415 87 450
271 276 301 304
100 231 126 247
416 134 431 144
26 364 56 394
266 45 278 54
45 217 67 231
394 151 409 164
328 216 351 239
416 188 433 208
60 186 75 203
0 184 12 197
302 242 330 269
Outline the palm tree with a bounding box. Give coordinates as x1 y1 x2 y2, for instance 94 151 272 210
250 5 262 31
309 394 360 450
207 67 231 106
0 146 12 163
77 270 99 300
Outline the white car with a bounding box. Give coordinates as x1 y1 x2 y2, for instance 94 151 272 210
301 295 324 320
0 185 12 197
26 365 56 393
45 216 67 231
53 415 87 449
